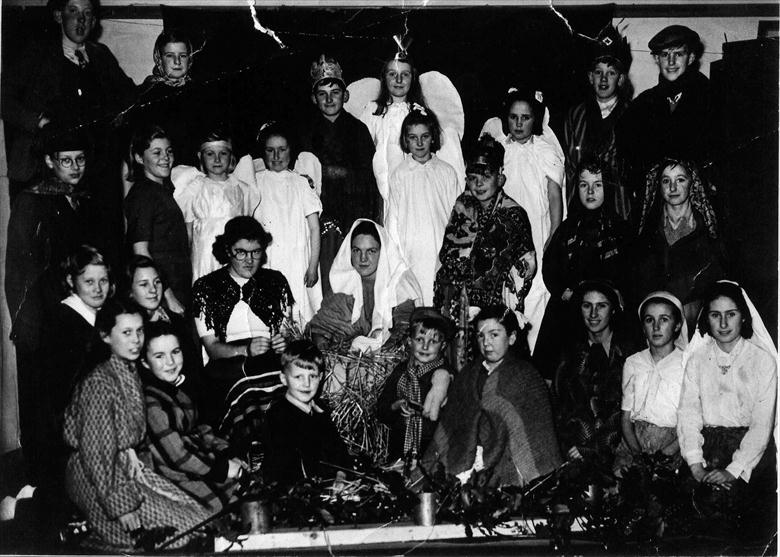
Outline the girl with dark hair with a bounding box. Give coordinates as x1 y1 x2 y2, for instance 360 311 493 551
677 280 776 537
191 216 294 434
534 158 632 379
63 300 209 551
385 106 461 305
125 124 191 313
252 122 323 327
633 158 725 332
421 304 561 487
124 254 203 398
308 218 423 351
479 87 566 352
357 52 465 213
173 128 254 282
553 280 638 466
139 321 246 513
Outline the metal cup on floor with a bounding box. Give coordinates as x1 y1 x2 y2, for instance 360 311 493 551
241 500 271 534
414 492 437 526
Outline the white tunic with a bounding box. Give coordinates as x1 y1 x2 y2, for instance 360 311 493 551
677 337 777 481
385 154 461 305
174 174 251 283
253 170 323 326
622 347 685 428
360 101 465 218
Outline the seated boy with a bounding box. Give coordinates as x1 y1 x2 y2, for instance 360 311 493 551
377 308 455 463
261 339 351 486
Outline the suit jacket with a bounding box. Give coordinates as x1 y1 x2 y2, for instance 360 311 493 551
2 36 134 182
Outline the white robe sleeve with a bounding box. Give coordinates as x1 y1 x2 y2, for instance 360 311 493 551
677 352 706 467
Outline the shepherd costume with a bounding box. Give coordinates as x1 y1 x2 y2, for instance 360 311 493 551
422 352 561 486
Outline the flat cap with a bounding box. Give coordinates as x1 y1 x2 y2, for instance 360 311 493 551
648 25 702 55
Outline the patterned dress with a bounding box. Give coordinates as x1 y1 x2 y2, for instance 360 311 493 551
434 190 534 319
63 355 209 552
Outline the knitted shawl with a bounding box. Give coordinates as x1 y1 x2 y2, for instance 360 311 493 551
422 353 561 486
191 266 293 341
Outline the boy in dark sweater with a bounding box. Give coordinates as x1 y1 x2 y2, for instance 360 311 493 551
262 340 351 486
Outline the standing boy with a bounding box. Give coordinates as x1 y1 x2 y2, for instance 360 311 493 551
377 308 455 463
7 129 95 490
564 24 632 220
297 55 379 296
617 25 711 212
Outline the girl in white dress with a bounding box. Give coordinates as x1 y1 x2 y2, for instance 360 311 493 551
479 88 565 352
357 53 465 217
252 123 322 327
173 130 254 282
385 107 461 305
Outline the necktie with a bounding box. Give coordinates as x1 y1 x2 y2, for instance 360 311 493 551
74 49 88 69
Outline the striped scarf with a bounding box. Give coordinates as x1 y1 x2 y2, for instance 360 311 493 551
397 357 444 457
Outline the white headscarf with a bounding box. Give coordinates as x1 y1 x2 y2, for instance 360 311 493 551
638 290 689 351
329 219 423 345
685 280 777 362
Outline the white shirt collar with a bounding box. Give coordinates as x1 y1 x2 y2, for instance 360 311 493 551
61 293 97 326
62 35 88 66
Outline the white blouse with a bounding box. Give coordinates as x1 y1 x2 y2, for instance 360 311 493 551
622 347 684 428
677 337 777 481
194 274 270 342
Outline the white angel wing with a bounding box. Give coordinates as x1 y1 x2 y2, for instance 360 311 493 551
293 151 323 196
345 77 381 120
479 116 506 142
420 71 465 139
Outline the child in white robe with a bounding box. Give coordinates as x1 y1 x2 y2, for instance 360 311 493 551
480 88 565 352
252 123 322 327
173 130 254 283
385 107 461 305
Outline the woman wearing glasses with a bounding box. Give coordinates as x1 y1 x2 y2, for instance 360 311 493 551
433 135 536 361
191 217 293 442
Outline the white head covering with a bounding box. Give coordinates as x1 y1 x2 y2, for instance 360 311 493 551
329 219 423 345
685 280 777 363
638 290 688 350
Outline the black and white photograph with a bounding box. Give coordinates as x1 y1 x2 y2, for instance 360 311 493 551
0 0 777 554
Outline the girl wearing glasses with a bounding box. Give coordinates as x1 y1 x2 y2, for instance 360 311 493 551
191 217 293 439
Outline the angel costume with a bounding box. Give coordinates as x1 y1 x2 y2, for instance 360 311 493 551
385 154 461 305
308 219 423 352
348 72 466 218
172 155 257 283
479 115 566 352
253 169 323 326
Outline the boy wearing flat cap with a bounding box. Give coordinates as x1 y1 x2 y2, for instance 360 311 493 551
617 24 711 211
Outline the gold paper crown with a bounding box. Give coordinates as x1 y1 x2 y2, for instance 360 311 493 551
310 54 345 89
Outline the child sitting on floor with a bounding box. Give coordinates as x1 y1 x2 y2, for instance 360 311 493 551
261 340 351 486
377 307 455 463
614 291 686 473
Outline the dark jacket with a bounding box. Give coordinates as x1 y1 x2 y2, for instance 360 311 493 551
262 397 351 486
617 70 711 194
2 37 134 183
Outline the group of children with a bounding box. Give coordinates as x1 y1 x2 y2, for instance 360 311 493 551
5 16 777 551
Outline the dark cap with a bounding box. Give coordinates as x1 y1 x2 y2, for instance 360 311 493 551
42 128 90 156
409 306 456 341
648 25 702 56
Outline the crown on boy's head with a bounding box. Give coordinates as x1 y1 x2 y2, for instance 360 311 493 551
310 54 345 90
589 23 631 72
